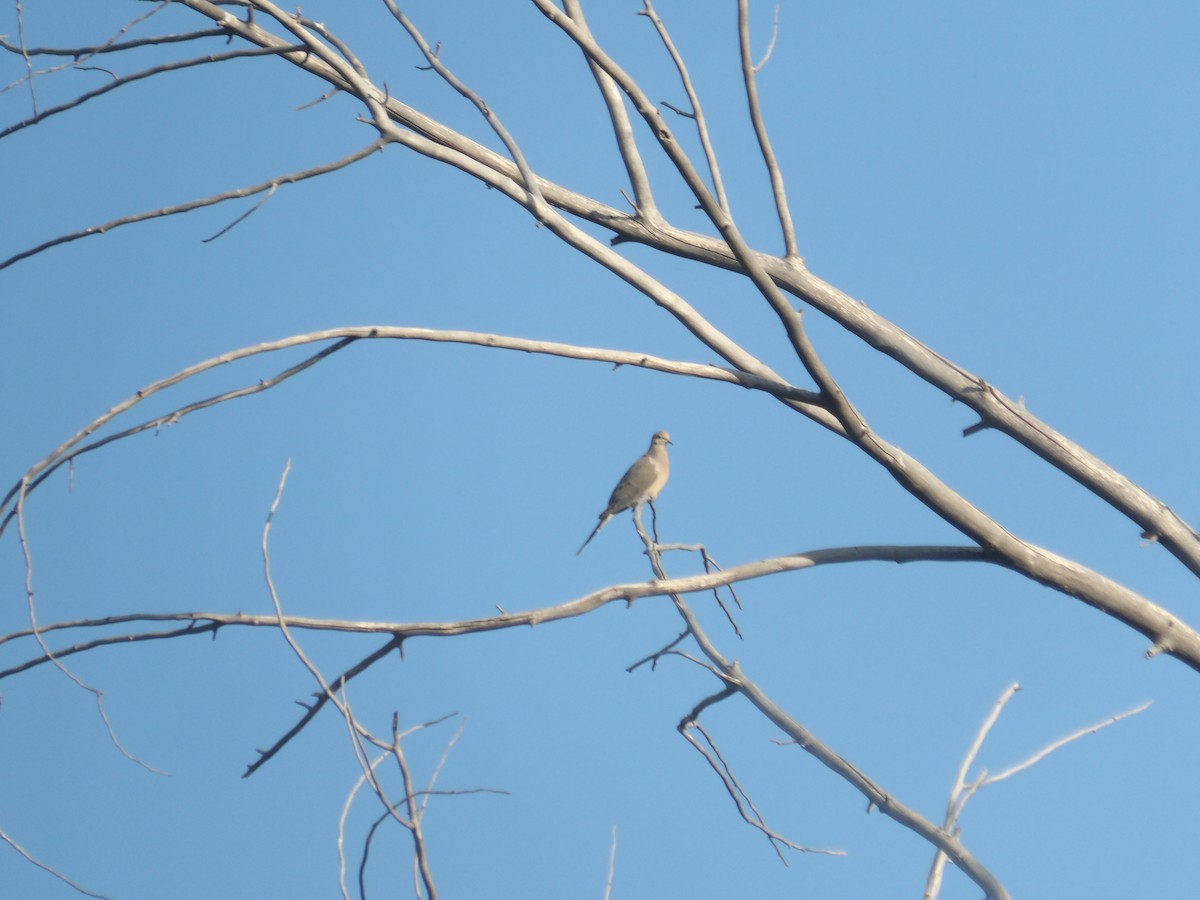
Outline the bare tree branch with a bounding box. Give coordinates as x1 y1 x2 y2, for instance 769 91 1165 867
0 139 385 271
924 688 1151 899
0 545 999 682
668 593 1011 899
0 326 822 537
14 481 167 775
12 0 36 113
0 28 229 61
679 689 844 858
243 637 401 777
602 824 618 900
0 44 303 141
0 823 113 900
639 1 729 212
753 5 781 72
737 0 799 259
562 0 663 224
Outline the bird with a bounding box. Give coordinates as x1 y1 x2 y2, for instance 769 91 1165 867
577 431 672 555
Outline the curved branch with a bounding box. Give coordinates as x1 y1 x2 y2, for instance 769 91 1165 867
562 0 662 223
0 326 819 536
0 545 1003 679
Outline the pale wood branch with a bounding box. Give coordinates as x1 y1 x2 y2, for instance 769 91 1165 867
924 688 1151 899
737 0 799 259
0 823 113 900
0 140 386 271
0 326 821 538
640 0 729 212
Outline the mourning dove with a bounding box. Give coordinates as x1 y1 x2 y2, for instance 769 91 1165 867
577 431 672 555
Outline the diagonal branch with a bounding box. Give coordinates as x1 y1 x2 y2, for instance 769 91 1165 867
678 689 844 858
639 0 729 212
0 139 386 271
243 637 402 777
0 823 113 900
668 593 1011 899
0 45 303 141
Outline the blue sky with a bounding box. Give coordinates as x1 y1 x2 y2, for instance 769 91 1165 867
2 2 1199 898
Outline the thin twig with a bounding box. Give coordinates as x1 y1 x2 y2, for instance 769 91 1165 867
13 0 37 113
663 576 1011 898
925 683 1020 898
383 3 549 222
924 689 1150 900
1 336 362 538
201 183 277 242
0 139 385 270
985 701 1153 787
562 0 662 223
679 689 843 858
243 637 400 777
754 5 781 72
15 481 167 774
338 747 391 900
0 45 303 141
737 0 799 259
390 713 439 900
0 2 178 93
0 27 227 60
603 824 618 900
0 824 113 900
639 0 729 212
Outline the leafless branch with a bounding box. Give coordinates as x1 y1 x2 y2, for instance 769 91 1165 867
0 139 386 270
737 0 799 259
626 628 690 673
680 709 843 858
562 0 662 224
639 0 729 212
243 637 401 777
0 326 820 537
0 335 361 537
14 481 167 775
0 27 229 60
602 824 618 900
13 0 36 113
986 701 1153 787
389 712 439 900
0 2 184 92
384 3 548 220
0 823 113 900
924 688 1151 899
0 44 303 141
664 582 1010 898
338 745 391 900
200 183 276 241
2 545 999 682
753 5 781 72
